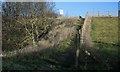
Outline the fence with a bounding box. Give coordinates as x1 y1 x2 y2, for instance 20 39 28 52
87 10 118 17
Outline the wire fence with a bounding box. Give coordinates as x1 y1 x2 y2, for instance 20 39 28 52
87 10 118 17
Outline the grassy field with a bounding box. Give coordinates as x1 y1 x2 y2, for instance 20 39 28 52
91 17 119 70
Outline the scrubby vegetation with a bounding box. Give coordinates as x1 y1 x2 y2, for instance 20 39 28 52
2 17 82 70
2 2 58 52
2 2 84 70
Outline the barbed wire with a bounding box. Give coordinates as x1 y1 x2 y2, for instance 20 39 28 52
87 10 118 17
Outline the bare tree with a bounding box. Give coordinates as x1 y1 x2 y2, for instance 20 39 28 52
2 2 58 51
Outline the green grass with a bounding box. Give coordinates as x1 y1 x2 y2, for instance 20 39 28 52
91 17 118 44
91 17 119 70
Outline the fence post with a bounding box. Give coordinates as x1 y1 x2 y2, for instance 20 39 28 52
90 10 116 17
98 11 99 17
86 11 88 17
108 10 110 17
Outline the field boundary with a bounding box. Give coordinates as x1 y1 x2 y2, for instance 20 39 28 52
79 13 104 64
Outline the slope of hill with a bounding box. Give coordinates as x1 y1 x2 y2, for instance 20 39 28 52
91 17 118 70
2 17 83 70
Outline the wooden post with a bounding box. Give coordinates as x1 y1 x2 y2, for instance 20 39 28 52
108 10 110 17
75 28 81 68
86 11 88 17
98 11 99 17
